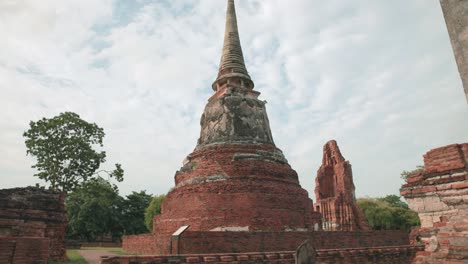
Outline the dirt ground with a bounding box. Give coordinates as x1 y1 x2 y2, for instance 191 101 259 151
78 249 117 264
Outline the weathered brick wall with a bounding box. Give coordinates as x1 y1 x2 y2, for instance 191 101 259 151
312 231 410 249
0 237 49 264
123 233 172 255
177 231 410 254
400 143 468 263
123 230 409 255
102 246 423 264
176 231 310 254
0 187 67 261
315 246 423 264
102 251 296 264
155 144 320 236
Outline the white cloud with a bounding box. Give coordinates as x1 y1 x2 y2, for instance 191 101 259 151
0 0 466 200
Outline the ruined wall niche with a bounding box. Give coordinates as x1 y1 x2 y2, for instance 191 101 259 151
400 143 468 264
0 187 68 261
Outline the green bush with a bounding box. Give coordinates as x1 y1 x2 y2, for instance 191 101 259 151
144 195 166 231
357 195 420 230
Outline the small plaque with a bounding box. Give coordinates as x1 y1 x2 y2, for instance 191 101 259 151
172 225 190 237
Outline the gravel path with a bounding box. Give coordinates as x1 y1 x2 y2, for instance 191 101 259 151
79 250 117 264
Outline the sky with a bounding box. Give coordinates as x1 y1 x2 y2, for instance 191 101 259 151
0 0 467 199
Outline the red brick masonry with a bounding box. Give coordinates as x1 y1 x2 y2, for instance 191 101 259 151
401 143 468 264
0 187 67 261
154 144 320 237
0 236 49 264
123 233 172 255
123 230 410 255
102 245 423 264
315 140 370 231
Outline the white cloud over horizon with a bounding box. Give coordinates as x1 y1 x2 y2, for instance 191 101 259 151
0 0 467 200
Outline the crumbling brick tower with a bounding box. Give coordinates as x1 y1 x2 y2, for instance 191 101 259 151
153 0 320 238
315 140 370 231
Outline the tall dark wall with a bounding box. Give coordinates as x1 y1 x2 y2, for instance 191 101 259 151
0 187 67 261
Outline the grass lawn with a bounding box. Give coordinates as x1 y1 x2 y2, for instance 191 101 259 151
80 247 128 255
48 249 87 264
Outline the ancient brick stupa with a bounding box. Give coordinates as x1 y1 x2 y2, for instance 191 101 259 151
153 0 318 238
121 1 418 259
314 140 369 231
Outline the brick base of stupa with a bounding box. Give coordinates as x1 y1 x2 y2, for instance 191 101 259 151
154 144 320 235
122 142 324 255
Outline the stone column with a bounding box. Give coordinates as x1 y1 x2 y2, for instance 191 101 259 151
440 0 468 102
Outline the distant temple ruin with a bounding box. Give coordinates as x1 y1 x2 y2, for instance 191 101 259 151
315 140 370 231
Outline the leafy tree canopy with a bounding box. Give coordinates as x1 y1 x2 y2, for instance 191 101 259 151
120 191 153 235
67 179 155 241
357 195 420 231
377 194 409 209
66 177 123 241
145 195 166 232
23 112 123 192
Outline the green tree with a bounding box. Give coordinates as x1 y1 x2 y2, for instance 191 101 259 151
377 194 409 209
23 112 123 192
120 191 153 235
66 177 123 241
144 195 166 231
357 195 420 231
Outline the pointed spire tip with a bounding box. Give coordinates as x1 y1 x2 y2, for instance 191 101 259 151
212 0 254 91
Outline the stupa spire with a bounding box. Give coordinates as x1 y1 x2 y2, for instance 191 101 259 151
212 0 254 91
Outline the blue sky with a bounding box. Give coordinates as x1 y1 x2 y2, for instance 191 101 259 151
0 0 467 199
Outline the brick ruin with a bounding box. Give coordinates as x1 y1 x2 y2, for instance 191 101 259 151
0 187 67 263
102 245 423 264
0 1 464 263
400 143 468 263
124 0 322 255
314 140 370 231
121 232 420 264
124 230 411 255
121 1 416 262
152 0 322 236
103 0 466 262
